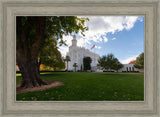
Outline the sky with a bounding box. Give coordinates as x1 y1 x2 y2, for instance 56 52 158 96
58 16 144 64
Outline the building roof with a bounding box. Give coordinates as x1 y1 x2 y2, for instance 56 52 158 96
129 60 136 64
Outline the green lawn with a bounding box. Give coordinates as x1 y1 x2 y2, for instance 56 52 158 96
16 72 144 101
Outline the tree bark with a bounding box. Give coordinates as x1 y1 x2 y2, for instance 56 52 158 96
18 58 47 88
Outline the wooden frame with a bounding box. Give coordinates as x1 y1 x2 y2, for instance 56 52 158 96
0 0 159 116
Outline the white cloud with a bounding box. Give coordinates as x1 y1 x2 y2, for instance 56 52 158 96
104 38 108 42
123 16 138 30
103 35 108 42
95 46 101 49
111 37 116 40
58 16 142 56
137 16 144 22
57 35 72 57
120 55 138 64
58 46 69 57
78 16 140 44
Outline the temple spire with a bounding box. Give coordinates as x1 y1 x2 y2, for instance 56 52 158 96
72 35 77 46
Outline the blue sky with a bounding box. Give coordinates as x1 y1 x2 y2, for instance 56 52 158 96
58 16 144 64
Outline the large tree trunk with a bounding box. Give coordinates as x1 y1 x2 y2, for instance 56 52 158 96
18 58 47 88
16 16 47 88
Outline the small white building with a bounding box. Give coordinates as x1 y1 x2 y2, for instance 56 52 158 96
118 64 144 73
66 35 100 72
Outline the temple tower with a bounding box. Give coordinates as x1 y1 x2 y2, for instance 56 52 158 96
72 35 77 46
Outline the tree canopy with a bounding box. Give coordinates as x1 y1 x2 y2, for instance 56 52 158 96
39 37 65 70
134 52 144 69
97 53 123 72
112 58 123 72
83 57 92 71
17 16 89 57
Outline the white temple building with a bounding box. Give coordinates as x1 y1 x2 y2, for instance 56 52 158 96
66 35 100 72
65 35 143 73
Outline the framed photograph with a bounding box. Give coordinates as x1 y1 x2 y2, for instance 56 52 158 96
0 0 160 117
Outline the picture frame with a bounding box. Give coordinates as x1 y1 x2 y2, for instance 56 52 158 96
0 0 159 117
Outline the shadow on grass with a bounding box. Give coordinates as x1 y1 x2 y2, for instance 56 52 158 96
40 73 63 77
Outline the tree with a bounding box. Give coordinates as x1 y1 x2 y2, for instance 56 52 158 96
112 58 123 72
73 63 78 72
106 53 115 71
65 56 71 72
39 37 65 71
134 52 144 69
97 55 108 70
97 53 123 72
16 16 88 88
97 54 115 71
83 57 92 71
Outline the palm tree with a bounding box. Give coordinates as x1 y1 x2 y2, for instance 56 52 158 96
73 63 78 72
66 56 71 72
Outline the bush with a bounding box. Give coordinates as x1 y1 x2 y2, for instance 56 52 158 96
68 70 73 72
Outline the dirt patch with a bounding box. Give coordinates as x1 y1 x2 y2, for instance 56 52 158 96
16 81 64 94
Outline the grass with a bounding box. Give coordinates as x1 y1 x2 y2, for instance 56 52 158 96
16 72 144 101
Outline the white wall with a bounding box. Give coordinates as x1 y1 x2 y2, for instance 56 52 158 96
118 64 144 73
67 46 99 71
